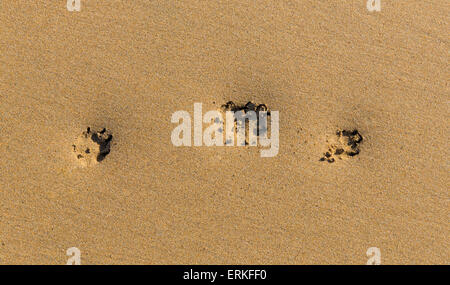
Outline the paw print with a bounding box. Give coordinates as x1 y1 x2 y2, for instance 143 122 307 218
72 127 113 166
220 101 271 145
320 129 363 163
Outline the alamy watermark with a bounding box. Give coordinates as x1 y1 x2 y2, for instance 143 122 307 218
171 103 279 157
367 0 381 12
67 0 81 12
366 247 381 265
66 247 81 265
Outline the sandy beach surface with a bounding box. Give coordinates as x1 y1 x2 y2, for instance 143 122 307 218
0 1 448 264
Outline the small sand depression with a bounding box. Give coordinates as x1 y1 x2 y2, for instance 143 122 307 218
219 101 271 145
220 101 270 115
320 130 363 163
72 127 113 167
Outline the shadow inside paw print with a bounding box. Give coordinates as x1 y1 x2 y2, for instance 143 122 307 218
320 129 363 163
89 128 113 162
72 127 113 166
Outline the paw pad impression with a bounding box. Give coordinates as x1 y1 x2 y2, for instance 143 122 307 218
320 129 363 163
72 127 113 166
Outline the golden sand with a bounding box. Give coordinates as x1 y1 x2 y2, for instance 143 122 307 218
0 1 448 264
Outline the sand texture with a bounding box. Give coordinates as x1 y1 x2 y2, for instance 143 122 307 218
0 1 449 264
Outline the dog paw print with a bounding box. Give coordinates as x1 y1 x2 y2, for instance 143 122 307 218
72 127 113 166
220 101 271 145
320 129 363 163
